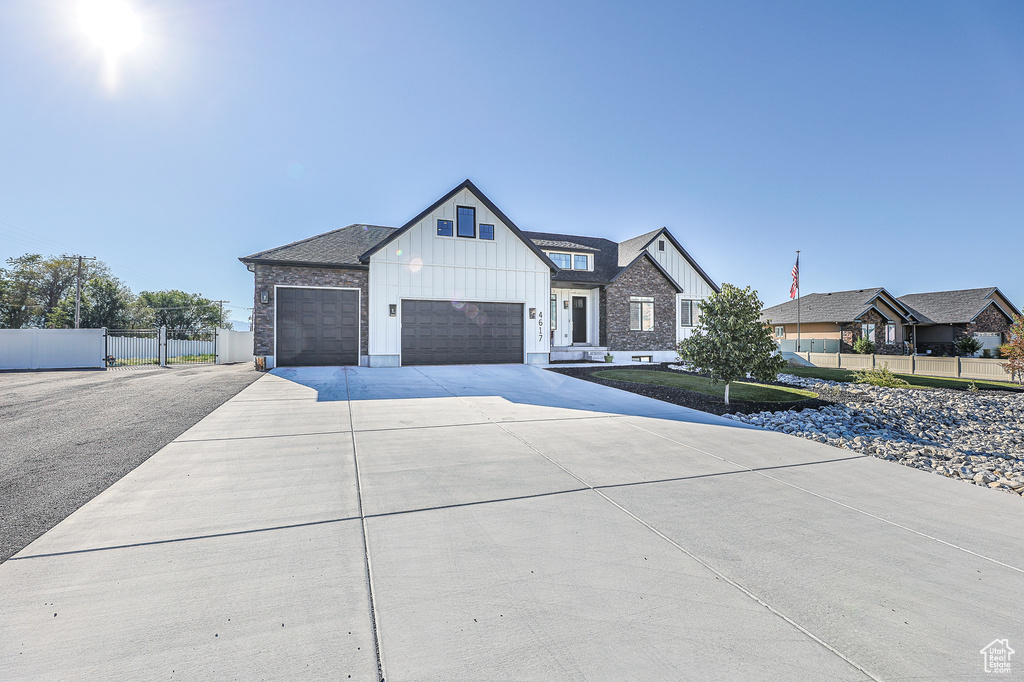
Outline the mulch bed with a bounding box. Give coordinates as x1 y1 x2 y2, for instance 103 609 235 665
546 363 842 416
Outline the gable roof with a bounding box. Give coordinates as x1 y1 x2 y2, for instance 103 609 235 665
617 227 721 293
898 287 1021 325
239 224 396 269
762 288 913 325
358 179 557 270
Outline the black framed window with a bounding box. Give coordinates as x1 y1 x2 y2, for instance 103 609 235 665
437 219 453 236
658 240 665 251
629 296 654 331
680 300 693 326
573 254 588 270
479 223 494 240
457 206 475 238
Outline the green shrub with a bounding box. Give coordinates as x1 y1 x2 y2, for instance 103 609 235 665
955 336 983 357
853 337 875 355
852 364 910 388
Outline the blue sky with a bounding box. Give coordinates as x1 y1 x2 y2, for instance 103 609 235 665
2 0 1022 326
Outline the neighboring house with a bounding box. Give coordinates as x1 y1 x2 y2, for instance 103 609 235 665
239 179 719 368
897 287 1020 356
761 288 915 354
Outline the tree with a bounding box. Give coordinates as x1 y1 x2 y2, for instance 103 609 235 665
137 290 231 334
51 276 136 329
0 254 110 328
954 335 983 357
1002 315 1024 385
677 283 787 405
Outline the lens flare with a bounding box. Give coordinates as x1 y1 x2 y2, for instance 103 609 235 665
79 0 142 55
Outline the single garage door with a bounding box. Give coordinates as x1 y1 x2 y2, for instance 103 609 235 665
277 288 359 366
402 300 524 366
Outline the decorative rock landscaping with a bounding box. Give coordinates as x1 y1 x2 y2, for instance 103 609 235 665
724 374 1024 497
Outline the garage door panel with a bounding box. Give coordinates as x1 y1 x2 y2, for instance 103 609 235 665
277 288 359 366
401 300 524 365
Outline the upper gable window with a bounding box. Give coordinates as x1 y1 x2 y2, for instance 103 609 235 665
437 219 453 236
658 240 665 251
457 206 476 238
479 223 494 240
550 253 571 269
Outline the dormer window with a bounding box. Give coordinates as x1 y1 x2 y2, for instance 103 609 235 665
550 253 571 269
546 252 591 270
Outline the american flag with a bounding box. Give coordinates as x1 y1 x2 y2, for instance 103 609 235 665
790 254 800 299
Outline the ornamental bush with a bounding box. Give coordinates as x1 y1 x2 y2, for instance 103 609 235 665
852 337 875 355
954 335 983 357
852 364 910 388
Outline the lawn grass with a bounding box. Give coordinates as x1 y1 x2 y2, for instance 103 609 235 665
784 366 1022 391
593 370 818 402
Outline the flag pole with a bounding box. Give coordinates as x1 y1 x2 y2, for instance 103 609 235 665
796 250 801 353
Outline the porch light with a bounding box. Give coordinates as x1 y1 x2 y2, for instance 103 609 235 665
529 308 536 319
564 300 570 309
389 304 397 317
259 289 269 304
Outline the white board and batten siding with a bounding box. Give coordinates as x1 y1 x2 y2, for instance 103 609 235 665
646 234 716 344
368 187 552 366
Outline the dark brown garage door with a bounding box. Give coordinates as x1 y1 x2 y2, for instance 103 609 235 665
402 300 524 365
277 288 359 366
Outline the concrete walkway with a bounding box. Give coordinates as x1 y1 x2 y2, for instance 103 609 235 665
2 365 1022 680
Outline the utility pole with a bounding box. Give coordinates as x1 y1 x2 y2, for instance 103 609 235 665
73 255 97 329
209 300 230 327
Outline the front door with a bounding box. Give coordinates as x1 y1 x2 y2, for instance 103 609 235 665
571 296 587 344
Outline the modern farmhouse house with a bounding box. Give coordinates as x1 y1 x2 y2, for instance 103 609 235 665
240 179 719 368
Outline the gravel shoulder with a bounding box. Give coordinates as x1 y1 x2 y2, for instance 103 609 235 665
0 364 260 562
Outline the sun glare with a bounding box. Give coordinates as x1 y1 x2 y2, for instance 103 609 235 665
78 0 142 56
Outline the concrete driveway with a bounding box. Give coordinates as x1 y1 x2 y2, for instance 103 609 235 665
1 365 1021 680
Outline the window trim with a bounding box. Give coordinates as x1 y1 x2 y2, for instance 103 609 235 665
658 240 665 252
629 296 655 332
456 205 476 239
885 323 896 344
479 223 494 240
861 323 876 341
573 254 589 271
775 326 785 338
680 300 694 327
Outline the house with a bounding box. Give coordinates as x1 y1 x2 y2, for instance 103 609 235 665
239 179 719 368
761 288 915 354
897 287 1020 356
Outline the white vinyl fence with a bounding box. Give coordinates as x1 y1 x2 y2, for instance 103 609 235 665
0 329 106 370
216 330 254 364
1 327 253 370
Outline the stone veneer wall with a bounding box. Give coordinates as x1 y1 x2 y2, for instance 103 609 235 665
251 264 369 358
600 257 678 352
839 309 904 355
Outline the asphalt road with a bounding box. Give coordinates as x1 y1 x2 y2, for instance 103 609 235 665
0 364 260 562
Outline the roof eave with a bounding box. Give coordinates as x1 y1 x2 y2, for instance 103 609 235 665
238 257 369 271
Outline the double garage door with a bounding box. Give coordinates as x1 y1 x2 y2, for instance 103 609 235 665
401 300 524 366
277 289 524 366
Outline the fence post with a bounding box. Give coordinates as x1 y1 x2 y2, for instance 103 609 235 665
871 353 876 369
215 328 223 365
159 326 167 367
910 354 915 376
955 356 961 378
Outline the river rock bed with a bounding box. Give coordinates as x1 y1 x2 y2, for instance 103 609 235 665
724 374 1024 497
